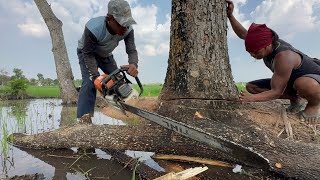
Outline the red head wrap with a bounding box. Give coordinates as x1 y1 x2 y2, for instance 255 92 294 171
245 23 273 53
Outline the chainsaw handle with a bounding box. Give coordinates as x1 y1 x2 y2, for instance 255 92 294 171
120 68 144 97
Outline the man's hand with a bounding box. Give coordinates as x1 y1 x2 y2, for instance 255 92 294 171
226 0 234 18
239 90 253 102
120 64 138 77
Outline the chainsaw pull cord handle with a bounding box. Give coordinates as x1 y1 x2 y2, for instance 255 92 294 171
120 68 144 97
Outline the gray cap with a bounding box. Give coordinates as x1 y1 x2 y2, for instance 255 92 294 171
108 0 137 27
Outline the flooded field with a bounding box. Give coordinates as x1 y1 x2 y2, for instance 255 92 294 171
0 99 160 179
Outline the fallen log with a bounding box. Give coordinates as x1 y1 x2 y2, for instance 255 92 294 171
9 123 234 162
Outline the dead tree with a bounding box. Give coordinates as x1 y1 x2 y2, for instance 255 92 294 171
34 0 78 104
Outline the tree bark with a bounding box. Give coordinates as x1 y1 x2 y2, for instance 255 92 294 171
160 0 238 100
34 0 78 104
10 123 228 160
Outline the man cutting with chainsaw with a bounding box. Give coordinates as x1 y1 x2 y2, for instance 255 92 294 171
226 0 320 124
76 0 139 119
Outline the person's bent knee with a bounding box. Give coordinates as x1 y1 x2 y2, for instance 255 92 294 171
294 76 320 99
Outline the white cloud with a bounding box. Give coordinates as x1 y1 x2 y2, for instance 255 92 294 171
251 0 320 39
2 0 170 57
17 23 47 38
129 4 170 57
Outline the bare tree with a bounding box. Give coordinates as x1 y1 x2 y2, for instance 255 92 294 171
34 0 78 104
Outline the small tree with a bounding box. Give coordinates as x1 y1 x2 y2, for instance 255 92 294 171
0 69 10 86
37 73 44 86
12 68 26 80
9 68 29 98
9 79 29 97
29 78 38 86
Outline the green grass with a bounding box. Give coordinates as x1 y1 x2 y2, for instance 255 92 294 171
1 83 248 98
133 83 162 97
26 86 60 98
236 82 247 92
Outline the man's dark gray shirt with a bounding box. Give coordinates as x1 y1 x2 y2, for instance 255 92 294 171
263 30 320 85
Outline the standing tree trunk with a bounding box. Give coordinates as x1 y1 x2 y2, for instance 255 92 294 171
160 0 238 100
34 0 78 104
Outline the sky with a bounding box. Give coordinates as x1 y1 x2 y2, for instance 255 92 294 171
0 0 320 83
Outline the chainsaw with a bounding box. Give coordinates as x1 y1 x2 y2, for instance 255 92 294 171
94 68 143 114
94 68 271 171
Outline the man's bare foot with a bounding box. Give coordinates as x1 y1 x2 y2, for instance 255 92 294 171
299 105 320 125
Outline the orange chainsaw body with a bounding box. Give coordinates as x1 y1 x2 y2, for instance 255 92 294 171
94 74 114 92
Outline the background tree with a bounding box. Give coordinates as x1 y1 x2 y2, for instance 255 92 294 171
0 69 10 86
37 73 44 86
53 79 59 86
34 0 78 104
12 68 26 80
29 78 38 86
45 78 54 86
9 68 29 98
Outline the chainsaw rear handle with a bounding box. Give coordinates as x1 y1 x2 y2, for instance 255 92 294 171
101 68 143 97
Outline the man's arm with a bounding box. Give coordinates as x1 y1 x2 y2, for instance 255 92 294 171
226 0 247 40
82 27 99 80
240 51 298 102
122 29 138 77
124 29 138 68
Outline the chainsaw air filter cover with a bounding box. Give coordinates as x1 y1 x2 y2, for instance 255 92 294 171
116 83 133 98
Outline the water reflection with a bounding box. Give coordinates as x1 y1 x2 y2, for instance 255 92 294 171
9 100 28 134
0 99 133 179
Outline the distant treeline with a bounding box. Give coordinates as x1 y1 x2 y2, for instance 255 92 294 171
0 68 81 87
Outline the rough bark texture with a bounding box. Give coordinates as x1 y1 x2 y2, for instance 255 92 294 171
160 0 238 100
10 123 232 162
34 0 78 104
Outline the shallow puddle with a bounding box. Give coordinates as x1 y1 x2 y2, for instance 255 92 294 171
0 99 159 179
